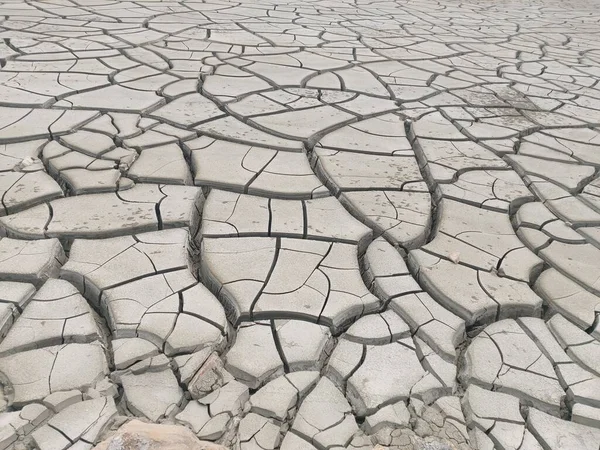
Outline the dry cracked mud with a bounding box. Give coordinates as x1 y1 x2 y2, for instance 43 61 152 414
0 0 599 449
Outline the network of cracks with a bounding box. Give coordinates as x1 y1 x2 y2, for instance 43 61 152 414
0 0 600 449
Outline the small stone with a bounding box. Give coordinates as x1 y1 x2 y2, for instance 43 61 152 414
92 419 227 450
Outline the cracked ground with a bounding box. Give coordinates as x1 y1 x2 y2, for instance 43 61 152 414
0 0 599 449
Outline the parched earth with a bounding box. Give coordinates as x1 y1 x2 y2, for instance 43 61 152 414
0 0 599 449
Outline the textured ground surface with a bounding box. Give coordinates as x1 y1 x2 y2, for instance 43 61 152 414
0 0 600 449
